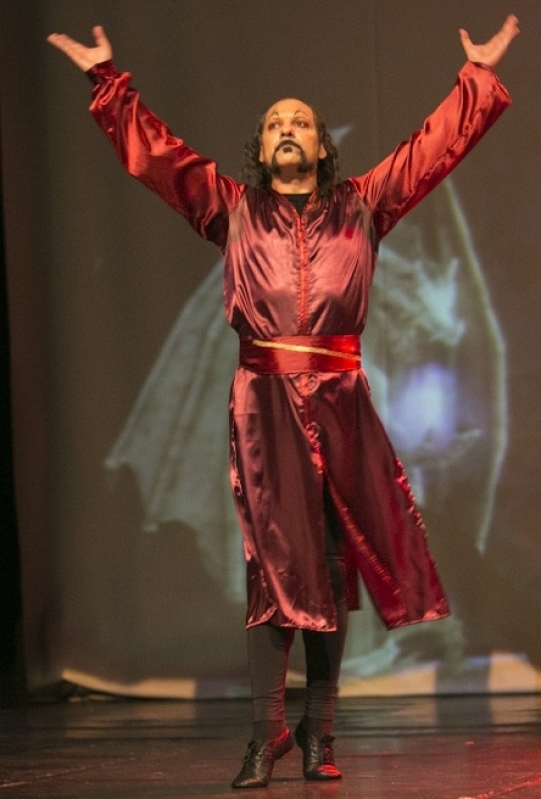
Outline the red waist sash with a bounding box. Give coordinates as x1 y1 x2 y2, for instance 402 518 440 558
239 335 361 374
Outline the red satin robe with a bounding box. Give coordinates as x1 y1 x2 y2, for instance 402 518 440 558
89 60 511 631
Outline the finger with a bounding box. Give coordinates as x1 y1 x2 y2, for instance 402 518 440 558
92 25 109 47
502 14 520 32
458 28 474 57
47 33 78 54
47 32 64 47
501 14 520 41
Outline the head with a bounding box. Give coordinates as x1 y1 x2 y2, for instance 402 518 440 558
242 98 339 195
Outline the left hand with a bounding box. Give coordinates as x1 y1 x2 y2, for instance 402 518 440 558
459 14 519 68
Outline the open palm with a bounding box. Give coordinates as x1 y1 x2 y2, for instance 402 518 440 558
460 14 519 68
47 25 112 71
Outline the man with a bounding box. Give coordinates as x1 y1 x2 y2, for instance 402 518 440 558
48 15 519 789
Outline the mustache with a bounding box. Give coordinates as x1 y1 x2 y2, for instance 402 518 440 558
270 144 310 176
274 139 304 155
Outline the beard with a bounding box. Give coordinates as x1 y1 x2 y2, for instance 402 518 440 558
269 140 311 175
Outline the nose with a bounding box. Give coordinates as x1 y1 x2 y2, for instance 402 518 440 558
280 122 294 137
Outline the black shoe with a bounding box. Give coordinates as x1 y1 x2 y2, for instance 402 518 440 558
231 728 294 789
294 717 342 781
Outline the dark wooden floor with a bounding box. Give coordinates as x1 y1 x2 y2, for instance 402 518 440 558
2 692 541 798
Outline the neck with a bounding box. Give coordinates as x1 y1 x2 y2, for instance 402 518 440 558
270 169 318 195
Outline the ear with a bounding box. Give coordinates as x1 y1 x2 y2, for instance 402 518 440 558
259 144 265 163
318 142 327 160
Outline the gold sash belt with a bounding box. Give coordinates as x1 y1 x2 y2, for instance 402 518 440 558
239 335 361 374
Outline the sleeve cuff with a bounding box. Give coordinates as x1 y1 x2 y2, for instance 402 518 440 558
86 60 117 85
470 61 495 73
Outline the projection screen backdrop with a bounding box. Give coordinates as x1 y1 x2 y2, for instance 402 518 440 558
2 0 540 697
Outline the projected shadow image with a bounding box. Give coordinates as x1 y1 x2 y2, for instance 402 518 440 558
104 179 506 684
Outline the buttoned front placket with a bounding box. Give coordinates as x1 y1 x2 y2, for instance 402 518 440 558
289 198 324 476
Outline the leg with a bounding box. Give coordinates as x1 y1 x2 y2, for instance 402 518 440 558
302 483 348 738
248 622 295 742
301 562 348 739
232 623 295 789
296 485 347 780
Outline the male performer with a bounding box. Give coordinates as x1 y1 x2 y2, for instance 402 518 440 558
48 15 519 789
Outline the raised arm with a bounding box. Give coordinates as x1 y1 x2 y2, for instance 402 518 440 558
47 26 243 250
352 16 519 240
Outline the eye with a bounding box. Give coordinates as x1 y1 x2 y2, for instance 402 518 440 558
268 121 280 130
295 119 308 128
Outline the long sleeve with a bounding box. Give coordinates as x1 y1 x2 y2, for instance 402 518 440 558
88 61 244 249
350 61 512 240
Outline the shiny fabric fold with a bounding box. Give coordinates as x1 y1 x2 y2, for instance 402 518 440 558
239 336 361 374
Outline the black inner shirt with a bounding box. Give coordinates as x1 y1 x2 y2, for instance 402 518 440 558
284 193 311 214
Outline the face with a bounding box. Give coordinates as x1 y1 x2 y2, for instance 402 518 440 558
258 98 327 178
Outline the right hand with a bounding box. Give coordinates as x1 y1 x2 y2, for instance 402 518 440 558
47 25 112 71
459 14 519 68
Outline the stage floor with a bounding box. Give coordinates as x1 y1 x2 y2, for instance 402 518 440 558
1 692 541 798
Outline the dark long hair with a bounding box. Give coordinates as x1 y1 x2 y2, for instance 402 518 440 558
242 103 340 196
